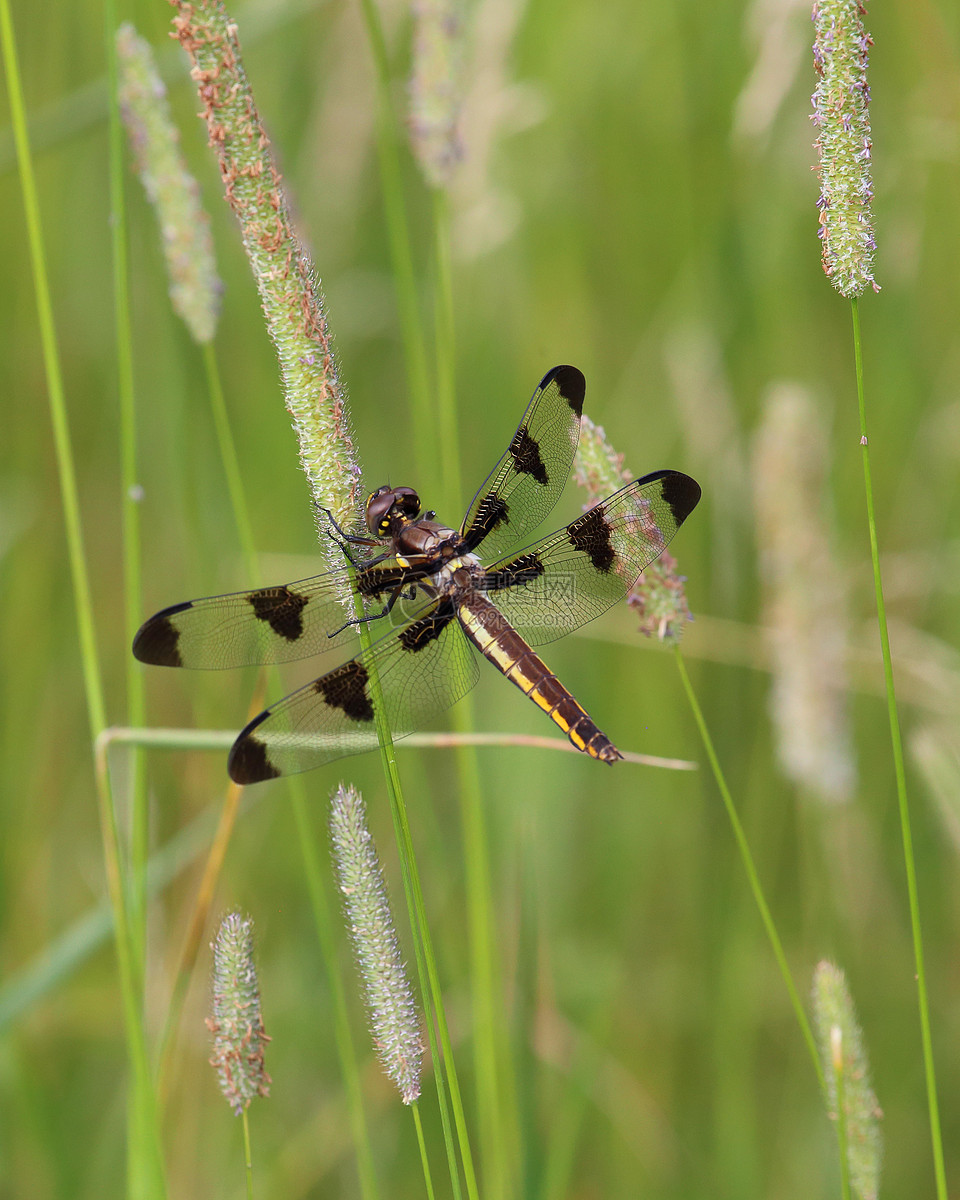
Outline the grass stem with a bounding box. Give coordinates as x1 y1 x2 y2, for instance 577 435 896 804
0 2 165 1192
350 589 474 1200
412 1101 438 1200
353 6 483 1193
673 645 825 1096
105 0 148 975
432 184 515 1197
356 0 436 481
850 296 946 1199
241 1107 254 1200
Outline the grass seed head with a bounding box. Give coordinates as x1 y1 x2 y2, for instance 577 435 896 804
573 415 694 643
329 783 424 1103
208 912 271 1115
811 0 879 297
117 22 222 343
812 961 883 1200
170 0 364 549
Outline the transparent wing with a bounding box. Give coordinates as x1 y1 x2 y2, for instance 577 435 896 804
228 597 481 782
459 365 585 559
481 470 701 647
132 560 415 670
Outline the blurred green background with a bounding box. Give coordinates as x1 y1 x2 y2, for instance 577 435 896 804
2 0 959 1196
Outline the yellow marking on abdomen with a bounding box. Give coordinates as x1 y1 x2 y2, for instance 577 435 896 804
458 596 621 762
529 686 558 714
458 605 496 651
486 640 520 673
567 725 588 752
505 662 538 695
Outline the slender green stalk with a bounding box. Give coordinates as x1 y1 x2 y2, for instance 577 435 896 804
813 17 942 1183
1 0 106 746
452 716 513 1199
97 725 696 767
350 592 472 1200
432 187 459 512
114 22 227 1014
354 5 486 1194
386 760 476 1200
432 186 515 1198
356 0 436 482
673 645 825 1095
105 0 149 976
242 1110 254 1200
850 297 946 1198
411 1102 437 1200
0 2 164 1193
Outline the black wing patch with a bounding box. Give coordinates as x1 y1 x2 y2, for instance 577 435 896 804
227 597 480 782
567 506 616 572
460 364 585 559
482 470 701 647
247 586 310 642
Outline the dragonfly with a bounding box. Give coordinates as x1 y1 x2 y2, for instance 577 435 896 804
133 366 701 783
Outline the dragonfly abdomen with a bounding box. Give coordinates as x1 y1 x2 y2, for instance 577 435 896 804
458 596 622 764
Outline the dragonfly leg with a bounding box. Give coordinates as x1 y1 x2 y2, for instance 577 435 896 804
326 582 409 640
317 507 384 567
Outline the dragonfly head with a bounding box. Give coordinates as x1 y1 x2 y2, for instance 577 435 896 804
365 486 422 537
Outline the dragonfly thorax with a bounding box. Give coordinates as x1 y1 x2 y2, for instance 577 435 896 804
392 517 463 561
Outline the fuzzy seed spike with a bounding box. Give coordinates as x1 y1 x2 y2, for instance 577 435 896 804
117 23 222 344
573 414 694 643
329 783 423 1103
208 912 271 1115
812 961 883 1200
811 0 879 297
169 0 363 553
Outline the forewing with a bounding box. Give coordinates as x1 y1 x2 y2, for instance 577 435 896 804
227 598 481 782
459 365 585 559
482 470 701 647
132 564 405 670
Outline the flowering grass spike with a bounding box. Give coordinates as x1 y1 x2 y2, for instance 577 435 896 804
208 913 271 1115
573 415 694 642
116 23 221 343
171 0 362 549
812 961 883 1199
753 384 855 803
329 783 423 1103
811 0 879 297
408 0 465 188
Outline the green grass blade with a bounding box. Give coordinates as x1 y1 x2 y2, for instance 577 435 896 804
0 3 165 1193
104 0 148 977
673 645 825 1096
850 296 946 1200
